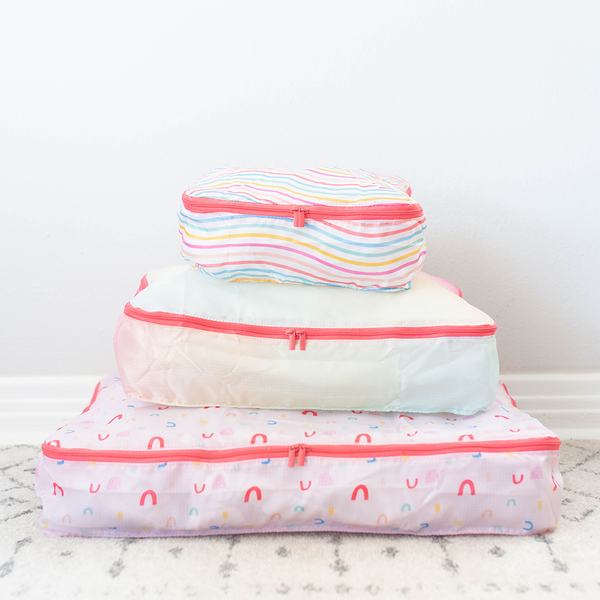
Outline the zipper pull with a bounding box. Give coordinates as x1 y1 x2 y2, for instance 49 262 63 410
292 208 306 227
288 445 298 467
298 445 307 466
286 330 296 350
297 330 306 351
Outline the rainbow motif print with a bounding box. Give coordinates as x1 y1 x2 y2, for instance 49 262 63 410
36 375 562 538
179 167 426 291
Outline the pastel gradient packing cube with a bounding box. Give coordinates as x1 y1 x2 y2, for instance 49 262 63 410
114 266 499 414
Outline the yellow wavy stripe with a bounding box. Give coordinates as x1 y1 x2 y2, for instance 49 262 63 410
311 167 352 176
180 226 422 267
193 181 412 205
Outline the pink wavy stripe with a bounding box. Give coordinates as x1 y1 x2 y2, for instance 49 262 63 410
199 167 410 192
304 168 364 180
181 236 427 276
192 187 305 206
193 171 392 191
190 183 413 208
189 189 278 205
200 251 426 278
275 170 408 191
303 169 410 192
220 184 330 207
182 246 425 283
182 213 425 239
323 217 426 238
196 258 415 289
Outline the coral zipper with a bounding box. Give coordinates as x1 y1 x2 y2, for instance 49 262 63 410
123 304 496 351
42 437 560 466
182 195 424 227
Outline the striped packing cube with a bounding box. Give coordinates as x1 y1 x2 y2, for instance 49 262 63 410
178 167 426 291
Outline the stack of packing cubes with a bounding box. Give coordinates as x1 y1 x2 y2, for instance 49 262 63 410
36 167 562 537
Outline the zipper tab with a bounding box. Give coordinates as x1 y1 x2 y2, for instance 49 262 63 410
288 444 306 467
292 208 306 227
287 445 307 467
297 331 306 351
298 445 307 466
286 330 296 350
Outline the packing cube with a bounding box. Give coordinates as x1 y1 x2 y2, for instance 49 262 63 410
36 375 562 538
114 266 499 414
179 167 426 291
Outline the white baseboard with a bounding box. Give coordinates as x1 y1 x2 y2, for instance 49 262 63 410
0 376 103 445
0 374 599 445
500 374 600 440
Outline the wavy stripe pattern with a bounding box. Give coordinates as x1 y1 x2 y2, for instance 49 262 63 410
180 167 426 291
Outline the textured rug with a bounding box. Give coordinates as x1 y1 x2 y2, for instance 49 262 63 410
1 441 599 599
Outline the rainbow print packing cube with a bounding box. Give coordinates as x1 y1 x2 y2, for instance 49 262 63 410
36 374 562 538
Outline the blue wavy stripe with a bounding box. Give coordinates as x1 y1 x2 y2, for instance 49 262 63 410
178 213 426 250
202 266 410 291
180 224 425 258
192 173 409 198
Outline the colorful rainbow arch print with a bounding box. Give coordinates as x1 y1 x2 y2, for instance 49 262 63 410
531 467 543 480
458 480 476 496
351 485 369 501
140 490 157 506
244 486 262 502
425 470 439 483
107 477 121 491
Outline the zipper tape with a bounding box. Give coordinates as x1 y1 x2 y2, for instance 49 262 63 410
42 437 560 466
123 303 497 350
182 195 424 227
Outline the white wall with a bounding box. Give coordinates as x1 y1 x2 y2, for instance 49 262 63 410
1 0 599 377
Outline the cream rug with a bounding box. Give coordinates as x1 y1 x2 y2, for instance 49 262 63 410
1 441 599 599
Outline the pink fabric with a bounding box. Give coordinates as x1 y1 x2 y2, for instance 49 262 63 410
36 374 562 538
